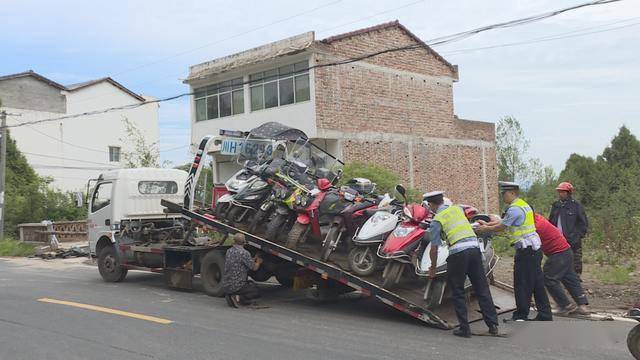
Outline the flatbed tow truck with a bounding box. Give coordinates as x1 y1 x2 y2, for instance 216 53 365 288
91 131 515 330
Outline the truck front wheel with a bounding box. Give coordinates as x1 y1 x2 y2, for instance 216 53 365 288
98 246 128 282
200 251 226 297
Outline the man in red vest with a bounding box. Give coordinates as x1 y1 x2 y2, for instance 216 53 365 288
534 213 589 315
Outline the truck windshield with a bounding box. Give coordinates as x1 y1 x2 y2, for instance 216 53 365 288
91 182 112 213
138 181 178 194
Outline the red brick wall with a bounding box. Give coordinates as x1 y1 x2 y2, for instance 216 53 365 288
313 24 499 213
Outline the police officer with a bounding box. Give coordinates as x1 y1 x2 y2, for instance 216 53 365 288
425 191 499 337
548 182 588 277
477 181 552 321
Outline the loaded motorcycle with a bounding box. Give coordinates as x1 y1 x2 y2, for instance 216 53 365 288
348 194 401 276
378 185 432 289
319 179 378 261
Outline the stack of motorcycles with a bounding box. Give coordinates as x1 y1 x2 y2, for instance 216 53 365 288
214 137 497 309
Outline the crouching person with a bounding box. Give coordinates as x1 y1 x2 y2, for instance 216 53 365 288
534 214 589 315
223 233 263 308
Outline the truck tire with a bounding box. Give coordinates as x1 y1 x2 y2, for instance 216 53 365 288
275 265 296 288
249 268 273 282
320 224 340 262
264 214 286 242
286 222 308 250
628 324 640 360
200 251 226 297
98 246 128 282
348 247 377 276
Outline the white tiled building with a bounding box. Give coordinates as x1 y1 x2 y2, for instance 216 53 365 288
0 71 159 192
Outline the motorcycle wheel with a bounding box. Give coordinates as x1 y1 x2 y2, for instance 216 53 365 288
286 222 308 250
320 225 341 262
215 202 229 219
249 209 269 234
425 278 446 309
227 206 244 223
381 262 403 289
628 324 640 360
347 247 377 276
264 215 286 242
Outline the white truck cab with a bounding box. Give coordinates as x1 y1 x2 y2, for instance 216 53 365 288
87 168 187 256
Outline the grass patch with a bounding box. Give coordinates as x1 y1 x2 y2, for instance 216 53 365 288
0 239 36 257
595 264 633 285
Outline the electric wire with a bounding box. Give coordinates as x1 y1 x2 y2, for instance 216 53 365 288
2 0 623 130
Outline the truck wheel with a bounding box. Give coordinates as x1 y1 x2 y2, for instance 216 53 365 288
320 225 340 262
628 324 640 360
275 265 296 288
249 268 273 282
200 251 226 297
98 246 128 282
381 262 403 289
286 222 308 250
348 247 377 276
264 214 286 242
249 209 268 234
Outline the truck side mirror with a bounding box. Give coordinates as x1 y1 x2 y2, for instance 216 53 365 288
74 192 84 208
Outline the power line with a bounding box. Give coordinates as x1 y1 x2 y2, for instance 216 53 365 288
2 0 623 131
442 18 640 55
21 151 117 166
31 164 119 171
317 0 426 34
110 0 343 78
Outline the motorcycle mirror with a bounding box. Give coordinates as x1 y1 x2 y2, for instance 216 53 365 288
395 184 407 202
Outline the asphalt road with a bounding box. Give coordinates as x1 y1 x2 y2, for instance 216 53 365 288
0 258 635 360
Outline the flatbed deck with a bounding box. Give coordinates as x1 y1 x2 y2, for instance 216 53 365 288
162 199 515 329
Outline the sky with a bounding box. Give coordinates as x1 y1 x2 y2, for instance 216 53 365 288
1 0 638 173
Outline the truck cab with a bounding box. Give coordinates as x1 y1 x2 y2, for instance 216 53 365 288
87 168 187 257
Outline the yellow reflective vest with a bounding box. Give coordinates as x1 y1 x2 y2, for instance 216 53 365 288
505 198 537 245
433 205 477 246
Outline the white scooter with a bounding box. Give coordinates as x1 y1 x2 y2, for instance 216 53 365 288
348 194 401 276
215 168 257 218
415 210 497 309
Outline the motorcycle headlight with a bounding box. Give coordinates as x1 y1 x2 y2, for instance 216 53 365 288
295 195 302 205
392 226 415 237
371 212 391 224
245 194 260 200
301 196 308 207
344 192 355 202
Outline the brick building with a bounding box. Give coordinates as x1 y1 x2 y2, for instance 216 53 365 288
186 21 498 212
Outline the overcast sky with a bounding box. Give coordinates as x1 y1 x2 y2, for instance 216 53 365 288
1 0 638 173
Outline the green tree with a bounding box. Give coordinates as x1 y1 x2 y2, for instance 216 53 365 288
495 116 543 183
3 131 85 237
119 117 161 168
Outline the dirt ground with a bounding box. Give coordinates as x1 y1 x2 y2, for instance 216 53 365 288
493 255 640 312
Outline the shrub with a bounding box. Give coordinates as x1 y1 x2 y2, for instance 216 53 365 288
0 239 36 257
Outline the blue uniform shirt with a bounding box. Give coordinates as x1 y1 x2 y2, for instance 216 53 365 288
501 199 541 250
429 204 479 256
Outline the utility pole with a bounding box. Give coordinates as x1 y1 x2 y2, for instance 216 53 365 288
0 110 6 240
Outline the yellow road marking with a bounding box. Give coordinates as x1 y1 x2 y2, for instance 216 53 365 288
37 298 173 325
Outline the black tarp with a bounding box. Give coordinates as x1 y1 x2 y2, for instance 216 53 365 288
248 122 308 141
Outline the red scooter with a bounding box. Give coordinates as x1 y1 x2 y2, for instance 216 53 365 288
285 178 343 249
378 185 432 289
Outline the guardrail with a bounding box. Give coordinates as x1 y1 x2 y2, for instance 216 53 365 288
18 221 87 243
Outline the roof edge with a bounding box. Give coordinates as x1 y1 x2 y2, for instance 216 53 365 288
321 20 457 77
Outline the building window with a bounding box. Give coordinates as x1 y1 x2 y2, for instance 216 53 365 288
108 146 120 162
194 77 244 121
249 61 309 112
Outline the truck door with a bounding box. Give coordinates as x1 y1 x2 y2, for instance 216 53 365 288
88 181 113 254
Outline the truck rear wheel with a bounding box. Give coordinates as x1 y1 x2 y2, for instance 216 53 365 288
200 251 226 297
98 246 128 282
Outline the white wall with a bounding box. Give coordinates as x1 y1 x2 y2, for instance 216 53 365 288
5 81 159 192
189 55 317 149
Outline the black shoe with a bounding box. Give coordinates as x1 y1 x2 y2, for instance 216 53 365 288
453 328 472 338
225 294 239 308
488 325 499 335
